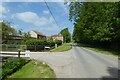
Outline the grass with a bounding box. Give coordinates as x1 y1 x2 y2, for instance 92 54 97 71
79 43 119 56
50 43 72 52
7 60 56 78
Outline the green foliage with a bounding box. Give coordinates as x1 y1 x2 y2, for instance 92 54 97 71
2 58 28 79
25 39 62 46
22 32 31 44
69 2 120 50
55 40 62 46
50 43 72 52
60 28 71 43
7 60 56 78
1 21 17 44
46 39 55 47
25 39 47 46
25 39 62 51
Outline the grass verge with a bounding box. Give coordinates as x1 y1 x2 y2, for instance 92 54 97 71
79 43 119 56
7 60 56 78
50 43 72 52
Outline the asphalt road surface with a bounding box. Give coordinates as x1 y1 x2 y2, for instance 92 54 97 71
30 43 118 78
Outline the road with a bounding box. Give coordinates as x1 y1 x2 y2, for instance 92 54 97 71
30 43 118 78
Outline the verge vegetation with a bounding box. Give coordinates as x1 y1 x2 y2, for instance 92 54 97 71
2 58 29 79
50 43 72 52
7 60 56 78
79 43 119 56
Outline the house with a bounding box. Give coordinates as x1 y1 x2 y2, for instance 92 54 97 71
29 30 46 39
47 34 64 43
46 36 52 40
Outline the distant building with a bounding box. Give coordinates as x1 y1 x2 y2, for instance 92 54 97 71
29 30 46 39
46 36 52 40
47 34 64 43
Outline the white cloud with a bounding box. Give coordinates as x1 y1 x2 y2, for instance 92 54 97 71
43 10 49 14
40 24 60 36
0 20 3 22
46 24 60 32
57 3 69 14
12 11 61 36
13 12 48 26
0 5 6 13
2 0 65 2
11 24 21 30
0 5 9 18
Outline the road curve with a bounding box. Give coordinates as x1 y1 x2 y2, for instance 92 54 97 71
30 43 118 78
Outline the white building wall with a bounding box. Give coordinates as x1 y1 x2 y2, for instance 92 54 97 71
29 31 37 38
52 36 64 43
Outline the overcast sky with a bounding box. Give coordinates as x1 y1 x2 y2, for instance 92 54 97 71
0 2 73 36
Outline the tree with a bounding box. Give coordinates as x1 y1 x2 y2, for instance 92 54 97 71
69 2 120 50
1 21 17 44
22 32 31 44
18 29 23 35
60 28 71 43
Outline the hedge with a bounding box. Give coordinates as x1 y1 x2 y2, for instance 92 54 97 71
2 58 29 79
25 39 62 46
25 39 62 51
46 39 55 47
55 40 62 46
25 39 47 45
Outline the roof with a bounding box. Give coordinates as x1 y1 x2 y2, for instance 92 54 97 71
32 30 45 36
46 36 52 38
51 34 63 37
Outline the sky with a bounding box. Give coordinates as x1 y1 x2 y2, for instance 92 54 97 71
0 2 74 36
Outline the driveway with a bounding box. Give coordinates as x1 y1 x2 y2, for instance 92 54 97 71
30 44 118 78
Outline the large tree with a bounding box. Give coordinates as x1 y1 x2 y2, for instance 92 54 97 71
69 2 120 50
60 28 71 43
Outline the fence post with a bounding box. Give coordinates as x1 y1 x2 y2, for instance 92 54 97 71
55 44 57 48
18 49 21 58
35 45 36 51
6 44 7 51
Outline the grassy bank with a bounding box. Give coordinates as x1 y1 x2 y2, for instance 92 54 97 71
79 43 119 56
50 43 72 52
8 60 56 78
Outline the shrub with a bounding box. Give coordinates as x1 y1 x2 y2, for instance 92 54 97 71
25 39 62 51
46 39 55 47
2 58 29 79
25 39 46 46
55 40 62 46
25 39 46 51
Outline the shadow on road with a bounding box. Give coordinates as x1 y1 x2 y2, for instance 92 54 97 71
102 67 119 80
72 43 79 47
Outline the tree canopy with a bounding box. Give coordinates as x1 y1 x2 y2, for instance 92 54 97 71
60 28 71 43
69 2 120 50
1 22 17 44
1 21 31 44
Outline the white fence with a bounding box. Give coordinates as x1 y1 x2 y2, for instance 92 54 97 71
1 50 30 58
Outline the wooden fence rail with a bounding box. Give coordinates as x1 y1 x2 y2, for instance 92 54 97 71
0 51 30 62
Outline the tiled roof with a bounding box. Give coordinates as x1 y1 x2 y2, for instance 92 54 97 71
33 30 45 36
46 36 52 38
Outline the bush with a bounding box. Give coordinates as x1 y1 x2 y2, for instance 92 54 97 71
25 39 47 51
2 58 29 79
25 39 62 51
55 40 62 46
46 39 55 47
25 39 46 45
